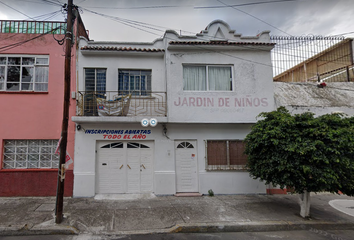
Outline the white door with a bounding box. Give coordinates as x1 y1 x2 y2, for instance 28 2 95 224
96 141 154 194
175 141 198 192
96 142 126 194
140 145 154 193
126 142 154 193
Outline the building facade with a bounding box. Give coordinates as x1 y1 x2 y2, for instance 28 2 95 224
0 16 88 196
73 20 275 197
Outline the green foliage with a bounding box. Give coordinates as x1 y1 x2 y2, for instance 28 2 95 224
208 189 214 197
245 107 354 195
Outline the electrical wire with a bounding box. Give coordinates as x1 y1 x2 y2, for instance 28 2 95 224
217 0 292 36
79 6 328 63
0 0 36 20
0 10 64 43
40 0 62 7
15 0 61 6
195 0 300 9
77 0 300 10
78 5 351 76
0 26 63 52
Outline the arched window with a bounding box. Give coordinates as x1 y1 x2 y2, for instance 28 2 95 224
101 142 123 148
177 142 194 149
127 142 150 148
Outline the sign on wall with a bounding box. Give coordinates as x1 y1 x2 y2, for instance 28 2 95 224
84 129 152 140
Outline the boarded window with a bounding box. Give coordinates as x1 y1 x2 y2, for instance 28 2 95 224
206 140 247 170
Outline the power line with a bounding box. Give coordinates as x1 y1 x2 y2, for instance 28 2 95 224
0 0 36 20
15 0 62 6
217 0 292 36
79 6 345 73
75 0 300 10
80 7 164 38
41 0 62 7
79 7 282 71
195 0 300 9
0 26 63 52
79 5 185 10
0 10 64 43
78 4 350 75
79 7 311 61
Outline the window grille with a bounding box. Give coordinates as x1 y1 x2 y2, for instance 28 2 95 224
118 69 152 96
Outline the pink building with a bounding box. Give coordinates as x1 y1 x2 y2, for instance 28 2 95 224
0 17 88 196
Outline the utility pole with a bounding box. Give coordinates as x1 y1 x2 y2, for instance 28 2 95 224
55 0 73 224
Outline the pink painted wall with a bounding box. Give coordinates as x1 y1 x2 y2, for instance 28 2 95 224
0 31 77 196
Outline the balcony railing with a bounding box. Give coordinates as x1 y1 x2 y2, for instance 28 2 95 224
0 20 66 34
77 91 167 117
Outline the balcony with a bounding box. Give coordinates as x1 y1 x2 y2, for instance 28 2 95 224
76 91 167 118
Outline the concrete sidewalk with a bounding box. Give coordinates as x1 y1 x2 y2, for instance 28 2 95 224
0 193 354 236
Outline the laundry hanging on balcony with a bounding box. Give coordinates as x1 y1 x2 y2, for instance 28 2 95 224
96 94 132 116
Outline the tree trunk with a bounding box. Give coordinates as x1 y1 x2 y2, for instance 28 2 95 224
298 190 311 218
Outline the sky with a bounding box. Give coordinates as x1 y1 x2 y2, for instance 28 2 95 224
0 0 353 42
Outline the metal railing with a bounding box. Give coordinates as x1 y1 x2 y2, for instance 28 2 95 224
271 36 353 82
0 20 66 34
77 91 167 117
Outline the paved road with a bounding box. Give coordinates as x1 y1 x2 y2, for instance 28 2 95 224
0 230 352 240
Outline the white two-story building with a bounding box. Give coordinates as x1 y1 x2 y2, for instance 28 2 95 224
72 20 275 197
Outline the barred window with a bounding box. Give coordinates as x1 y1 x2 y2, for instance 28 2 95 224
118 69 151 96
0 55 49 91
206 140 247 170
2 140 59 169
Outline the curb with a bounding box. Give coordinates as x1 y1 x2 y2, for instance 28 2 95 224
169 221 354 233
0 221 78 236
1 221 354 236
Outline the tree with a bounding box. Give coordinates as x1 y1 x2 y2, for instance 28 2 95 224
244 107 354 218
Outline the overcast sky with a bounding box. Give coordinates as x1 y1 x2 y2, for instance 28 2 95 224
0 0 353 42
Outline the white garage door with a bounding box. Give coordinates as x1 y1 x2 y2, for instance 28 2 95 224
96 141 154 194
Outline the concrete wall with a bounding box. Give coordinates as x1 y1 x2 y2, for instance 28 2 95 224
0 32 76 196
73 20 273 197
274 82 354 117
73 123 266 197
166 49 274 123
77 41 166 94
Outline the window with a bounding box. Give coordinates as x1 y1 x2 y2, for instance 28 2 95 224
84 68 106 116
84 68 106 95
2 140 59 169
118 69 151 96
206 140 247 170
177 142 194 149
0 55 49 91
127 142 150 148
183 65 232 91
101 142 123 148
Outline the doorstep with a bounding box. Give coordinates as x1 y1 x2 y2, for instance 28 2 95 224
174 192 203 197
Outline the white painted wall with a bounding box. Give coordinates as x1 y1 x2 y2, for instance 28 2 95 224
73 123 266 197
166 49 274 123
77 39 166 94
73 20 272 197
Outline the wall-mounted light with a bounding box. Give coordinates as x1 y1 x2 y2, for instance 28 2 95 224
77 124 81 131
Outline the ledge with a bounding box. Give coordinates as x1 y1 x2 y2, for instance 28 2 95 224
72 116 168 123
0 91 48 94
0 169 59 172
